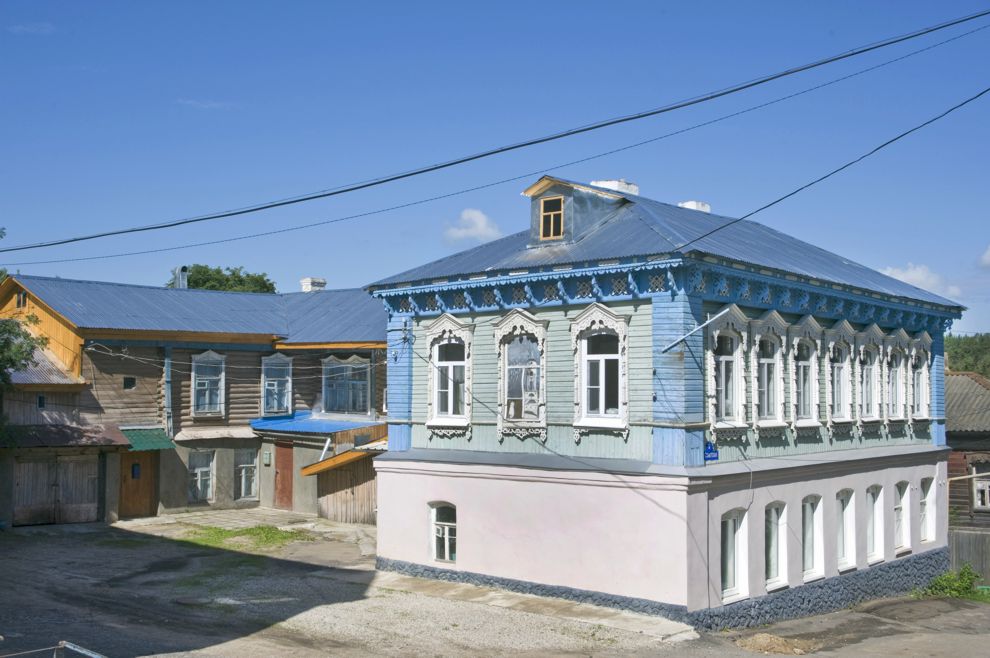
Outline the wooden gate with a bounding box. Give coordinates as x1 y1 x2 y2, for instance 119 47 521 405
274 442 293 510
13 455 100 525
119 451 158 518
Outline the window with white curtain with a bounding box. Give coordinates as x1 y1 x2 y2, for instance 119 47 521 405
187 450 214 502
920 477 935 542
836 489 855 570
323 355 371 415
764 503 786 589
894 481 910 552
721 509 747 600
888 352 905 419
715 335 739 422
503 334 542 422
867 485 884 562
859 350 879 419
192 351 225 416
234 448 258 500
757 338 779 421
830 344 851 421
795 341 815 420
261 354 292 416
802 495 824 580
583 333 620 418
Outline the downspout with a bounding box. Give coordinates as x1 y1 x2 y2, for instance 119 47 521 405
164 345 174 437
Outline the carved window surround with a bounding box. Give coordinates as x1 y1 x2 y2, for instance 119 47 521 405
425 313 474 429
494 309 549 441
884 328 912 424
749 309 787 433
855 324 886 426
706 304 750 438
910 331 933 421
825 319 856 431
787 315 824 429
571 303 630 431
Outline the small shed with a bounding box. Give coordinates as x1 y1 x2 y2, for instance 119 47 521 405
302 438 387 525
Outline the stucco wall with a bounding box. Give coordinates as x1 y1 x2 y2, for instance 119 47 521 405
159 438 261 512
375 458 690 605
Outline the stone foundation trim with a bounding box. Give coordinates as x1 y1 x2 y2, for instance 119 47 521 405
377 547 948 630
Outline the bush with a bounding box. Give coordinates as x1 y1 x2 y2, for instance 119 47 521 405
920 564 981 598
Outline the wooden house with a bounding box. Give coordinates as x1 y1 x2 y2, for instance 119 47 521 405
946 371 990 527
368 176 962 629
0 275 386 526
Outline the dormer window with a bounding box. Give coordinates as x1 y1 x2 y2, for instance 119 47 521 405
540 196 564 240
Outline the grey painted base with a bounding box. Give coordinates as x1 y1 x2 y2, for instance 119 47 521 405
377 547 949 630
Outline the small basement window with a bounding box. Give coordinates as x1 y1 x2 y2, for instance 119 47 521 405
540 196 564 240
37 394 46 410
123 376 137 390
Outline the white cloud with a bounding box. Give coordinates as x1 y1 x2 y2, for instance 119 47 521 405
7 22 56 35
444 208 503 243
981 244 990 268
881 262 961 298
176 98 234 110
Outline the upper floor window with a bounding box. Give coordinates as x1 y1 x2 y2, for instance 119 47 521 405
972 463 990 511
192 351 225 416
323 355 371 415
888 351 905 419
505 335 541 421
715 334 740 422
572 303 629 428
584 333 620 417
830 343 852 421
539 196 564 240
426 314 473 426
794 340 816 421
261 354 292 416
859 349 879 420
15 291 28 309
436 340 466 418
756 338 780 421
912 353 929 418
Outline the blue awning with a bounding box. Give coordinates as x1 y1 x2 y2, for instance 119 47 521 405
249 410 378 435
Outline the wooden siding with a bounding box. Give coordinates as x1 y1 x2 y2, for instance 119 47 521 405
0 283 84 377
317 455 377 524
3 389 79 425
79 347 163 426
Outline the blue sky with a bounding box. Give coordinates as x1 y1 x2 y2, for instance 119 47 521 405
2 1 988 332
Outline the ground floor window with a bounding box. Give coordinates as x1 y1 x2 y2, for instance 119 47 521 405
894 481 910 552
920 477 935 542
432 504 456 562
721 509 746 599
802 495 823 580
836 489 855 570
188 450 214 503
867 485 884 562
764 503 786 589
234 449 258 500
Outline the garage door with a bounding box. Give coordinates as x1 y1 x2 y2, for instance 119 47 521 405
13 455 100 526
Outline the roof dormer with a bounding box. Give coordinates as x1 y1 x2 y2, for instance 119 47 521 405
522 176 629 248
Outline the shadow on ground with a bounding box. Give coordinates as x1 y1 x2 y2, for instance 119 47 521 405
0 522 374 656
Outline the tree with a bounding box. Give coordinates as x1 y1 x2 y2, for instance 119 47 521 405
945 333 990 379
166 265 277 293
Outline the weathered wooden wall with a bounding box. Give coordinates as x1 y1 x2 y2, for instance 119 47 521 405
3 390 79 425
949 528 990 582
171 349 264 432
317 455 377 524
79 347 163 426
0 285 84 377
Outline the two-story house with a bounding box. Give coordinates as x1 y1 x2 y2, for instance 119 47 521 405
0 275 386 527
368 176 962 628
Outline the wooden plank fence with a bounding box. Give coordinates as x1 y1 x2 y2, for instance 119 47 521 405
949 528 990 583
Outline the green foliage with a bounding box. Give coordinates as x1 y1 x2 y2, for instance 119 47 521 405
167 264 277 293
0 270 49 388
946 333 990 378
920 564 981 597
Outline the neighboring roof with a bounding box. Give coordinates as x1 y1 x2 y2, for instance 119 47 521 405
946 372 990 434
300 449 373 476
10 275 386 343
370 177 961 310
249 410 379 435
8 347 83 387
0 424 128 449
121 427 176 451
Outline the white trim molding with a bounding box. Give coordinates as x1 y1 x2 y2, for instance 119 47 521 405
322 353 373 417
494 309 549 441
855 324 886 426
570 303 630 432
706 304 749 437
191 350 226 418
425 313 474 429
825 320 856 431
749 310 787 432
787 315 823 428
260 352 293 417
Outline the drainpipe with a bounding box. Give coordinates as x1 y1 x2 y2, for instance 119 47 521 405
164 345 174 437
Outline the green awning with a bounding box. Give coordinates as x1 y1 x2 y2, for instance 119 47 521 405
122 427 176 451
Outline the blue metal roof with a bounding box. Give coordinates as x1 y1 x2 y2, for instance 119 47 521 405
13 276 386 342
249 410 378 435
370 177 961 309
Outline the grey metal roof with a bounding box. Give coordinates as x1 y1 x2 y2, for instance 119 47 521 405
370 177 961 310
946 372 990 433
13 275 385 343
8 347 84 386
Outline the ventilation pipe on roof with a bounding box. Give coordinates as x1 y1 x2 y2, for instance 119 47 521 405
678 200 711 213
590 179 640 195
172 265 189 289
300 277 327 292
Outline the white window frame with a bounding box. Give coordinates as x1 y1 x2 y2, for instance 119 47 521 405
571 303 629 430
856 324 885 423
972 463 990 511
894 481 911 553
887 350 906 421
707 304 749 429
234 448 258 501
836 489 855 571
866 485 884 563
801 495 824 581
191 350 225 417
911 332 932 419
431 503 457 562
721 508 748 602
764 502 787 591
829 343 852 422
261 353 293 417
920 477 935 543
426 314 473 428
858 348 880 421
826 320 856 426
750 310 788 428
187 449 214 503
494 309 548 436
322 354 372 416
788 315 823 427
794 340 817 422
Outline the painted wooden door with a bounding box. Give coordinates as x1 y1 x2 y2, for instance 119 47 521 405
274 442 293 510
119 451 158 518
13 459 56 526
56 455 99 523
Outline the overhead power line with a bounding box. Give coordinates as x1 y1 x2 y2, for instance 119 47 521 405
2 9 989 255
3 23 987 269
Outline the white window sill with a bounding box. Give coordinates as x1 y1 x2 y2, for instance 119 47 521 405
721 590 748 605
861 417 881 423
802 571 825 584
867 555 884 566
427 418 470 429
714 421 748 430
575 417 627 431
895 546 912 557
837 561 857 574
192 412 224 419
912 416 930 421
795 419 821 428
831 418 853 424
757 420 787 429
765 578 788 593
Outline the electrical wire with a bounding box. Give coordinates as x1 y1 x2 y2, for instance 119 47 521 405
4 22 987 269
1 9 988 255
